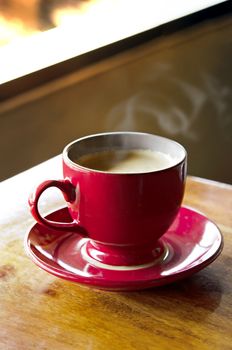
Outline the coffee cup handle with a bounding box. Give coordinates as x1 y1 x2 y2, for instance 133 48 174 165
29 179 86 234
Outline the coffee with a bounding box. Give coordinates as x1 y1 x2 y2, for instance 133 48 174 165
76 149 174 173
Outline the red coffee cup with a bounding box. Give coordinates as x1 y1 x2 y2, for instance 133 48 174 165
29 132 187 267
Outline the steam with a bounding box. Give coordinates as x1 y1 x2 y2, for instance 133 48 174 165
107 66 232 143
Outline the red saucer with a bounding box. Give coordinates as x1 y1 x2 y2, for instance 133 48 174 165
25 206 223 291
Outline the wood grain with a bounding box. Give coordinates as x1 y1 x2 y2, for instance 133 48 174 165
0 158 232 350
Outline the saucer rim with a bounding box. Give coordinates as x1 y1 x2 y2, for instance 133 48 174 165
25 206 223 290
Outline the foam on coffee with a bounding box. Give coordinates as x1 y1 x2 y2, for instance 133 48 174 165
76 149 174 173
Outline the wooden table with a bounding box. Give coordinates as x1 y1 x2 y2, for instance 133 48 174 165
0 156 232 350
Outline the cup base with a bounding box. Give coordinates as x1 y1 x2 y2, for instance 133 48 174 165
83 240 166 270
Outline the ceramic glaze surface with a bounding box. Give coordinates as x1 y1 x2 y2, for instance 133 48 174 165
25 206 223 291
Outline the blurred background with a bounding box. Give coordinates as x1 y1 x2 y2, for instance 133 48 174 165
0 0 112 45
0 0 231 183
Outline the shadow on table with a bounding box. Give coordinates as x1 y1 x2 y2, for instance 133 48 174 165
119 267 223 322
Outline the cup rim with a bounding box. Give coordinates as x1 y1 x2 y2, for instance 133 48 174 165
63 131 187 175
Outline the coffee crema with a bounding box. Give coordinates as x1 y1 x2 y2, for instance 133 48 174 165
75 149 174 173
